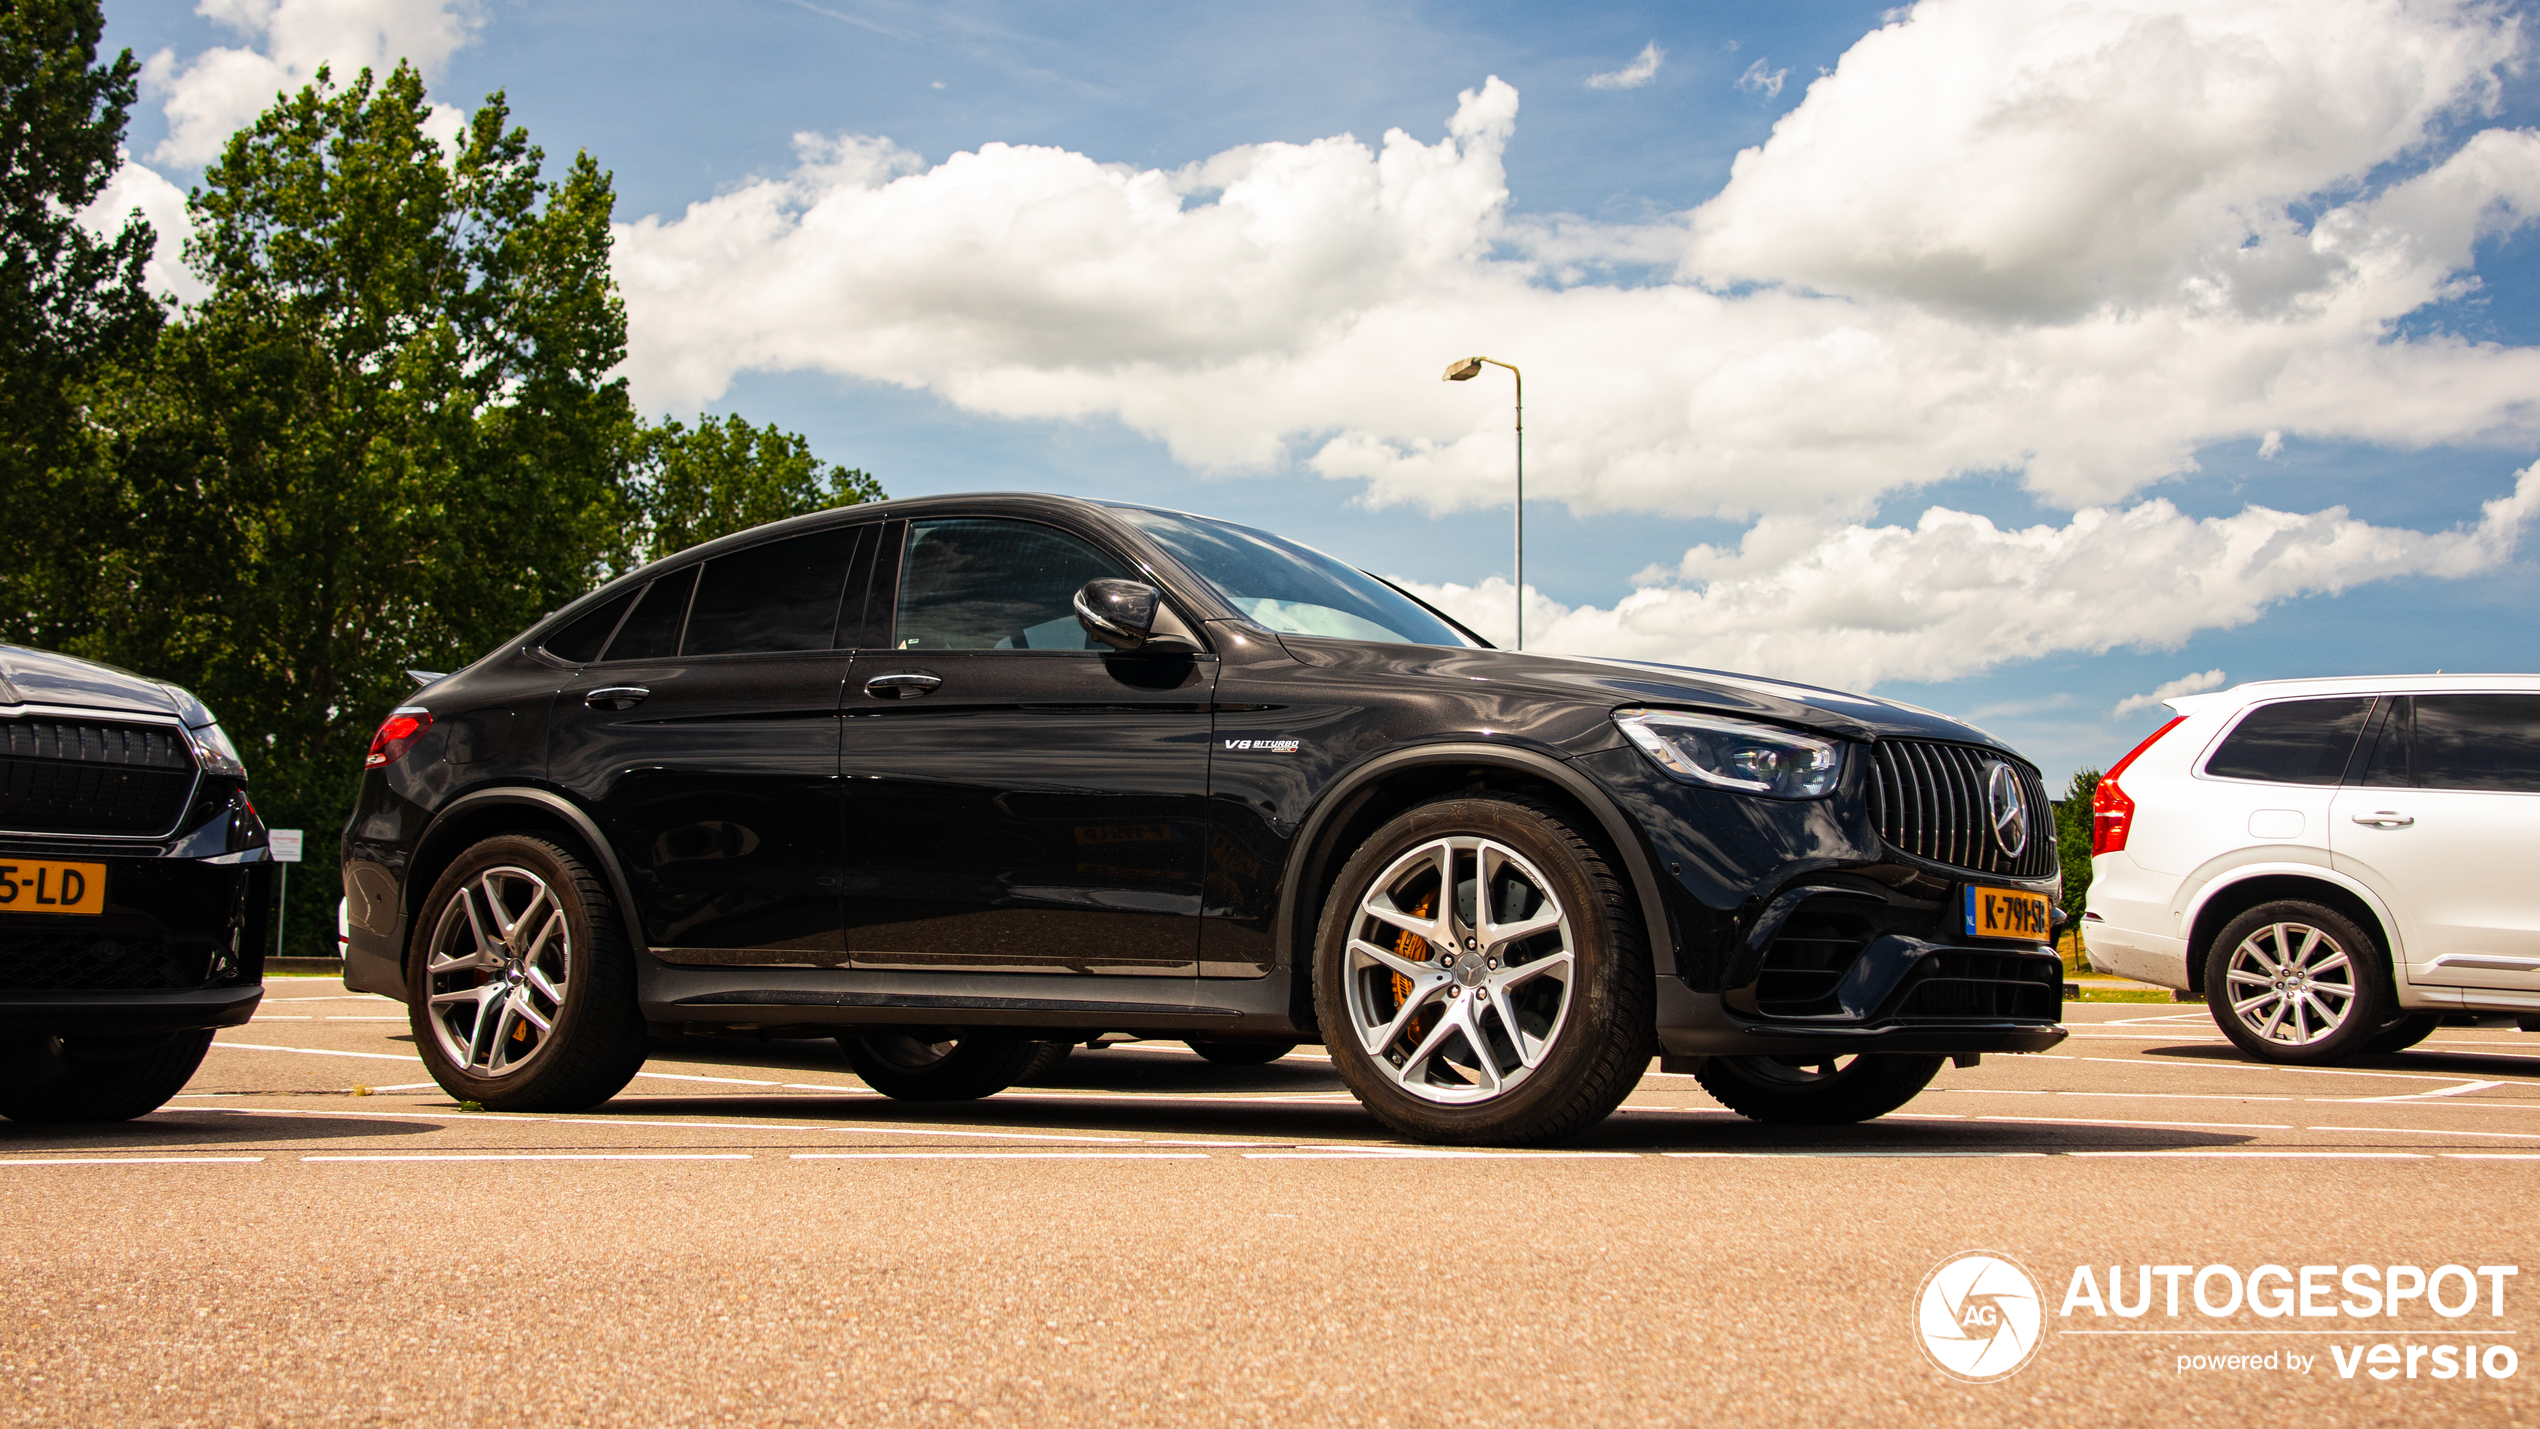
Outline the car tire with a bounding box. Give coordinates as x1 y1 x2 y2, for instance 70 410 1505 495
1185 1040 1295 1066
2203 900 2394 1065
407 834 647 1112
1313 794 1651 1146
2360 1012 2442 1055
1013 1040 1073 1085
1692 1053 1944 1124
840 1033 1037 1100
0 1029 215 1123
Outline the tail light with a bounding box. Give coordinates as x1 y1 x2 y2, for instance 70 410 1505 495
2092 715 2184 856
364 708 434 769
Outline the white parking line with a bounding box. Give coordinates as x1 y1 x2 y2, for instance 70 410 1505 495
0 1156 264 1165
2306 1123 2540 1141
166 1103 1149 1143
2080 1056 2507 1085
2348 1079 2509 1103
304 1153 753 1163
1971 1114 2292 1131
211 1042 419 1063
2068 1150 2427 1159
792 1152 1209 1161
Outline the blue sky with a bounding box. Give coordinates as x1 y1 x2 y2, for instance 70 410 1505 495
96 1 2540 786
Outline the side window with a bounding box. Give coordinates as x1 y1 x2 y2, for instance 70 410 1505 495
542 587 638 664
893 518 1131 652
2202 697 2374 785
601 566 698 663
2410 695 2540 792
681 525 860 657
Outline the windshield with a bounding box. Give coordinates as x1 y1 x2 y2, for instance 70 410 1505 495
1116 508 1475 648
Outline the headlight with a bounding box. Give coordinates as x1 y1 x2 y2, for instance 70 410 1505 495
186 720 249 780
1612 708 1844 799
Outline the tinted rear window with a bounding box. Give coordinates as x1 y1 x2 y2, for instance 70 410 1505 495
2203 697 2374 785
682 526 860 656
542 587 637 664
2411 694 2540 792
602 566 697 662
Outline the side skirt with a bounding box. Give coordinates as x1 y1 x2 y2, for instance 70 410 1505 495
640 964 1307 1039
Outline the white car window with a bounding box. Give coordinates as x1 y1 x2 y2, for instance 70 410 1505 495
2203 697 2373 785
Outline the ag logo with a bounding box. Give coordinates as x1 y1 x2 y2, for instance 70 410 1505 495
1915 1250 2044 1382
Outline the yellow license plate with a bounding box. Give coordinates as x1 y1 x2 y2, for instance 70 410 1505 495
0 860 106 916
1964 885 2050 941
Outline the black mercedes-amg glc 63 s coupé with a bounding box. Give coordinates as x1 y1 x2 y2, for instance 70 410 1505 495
341 495 2067 1144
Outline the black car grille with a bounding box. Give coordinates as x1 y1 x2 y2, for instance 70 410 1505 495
1881 950 2062 1021
1754 903 1884 1018
0 716 196 836
1866 740 2055 878
0 931 212 991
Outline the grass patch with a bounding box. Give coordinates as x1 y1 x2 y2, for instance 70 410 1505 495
2069 986 2174 1004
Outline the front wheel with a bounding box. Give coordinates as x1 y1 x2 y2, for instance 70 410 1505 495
0 1030 214 1123
1693 1053 1942 1124
408 835 647 1112
2203 901 2394 1065
1313 795 1651 1146
840 1033 1036 1100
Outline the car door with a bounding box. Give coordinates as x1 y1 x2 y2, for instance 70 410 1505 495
838 515 1217 975
2330 693 2540 992
549 522 874 964
2147 694 2373 877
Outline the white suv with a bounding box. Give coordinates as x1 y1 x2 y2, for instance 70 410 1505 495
2084 674 2540 1063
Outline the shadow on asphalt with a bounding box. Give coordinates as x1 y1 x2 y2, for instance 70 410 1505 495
0 1109 441 1151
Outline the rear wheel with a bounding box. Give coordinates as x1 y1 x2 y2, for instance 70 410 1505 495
1013 1041 1073 1085
2361 1012 2442 1055
408 835 647 1112
0 1030 214 1123
840 1033 1036 1100
1314 795 1651 1146
2204 901 2393 1065
1693 1053 1942 1124
1185 1040 1295 1066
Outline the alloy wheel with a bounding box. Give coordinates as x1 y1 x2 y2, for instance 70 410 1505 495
2223 921 2356 1047
422 864 573 1078
1341 835 1575 1104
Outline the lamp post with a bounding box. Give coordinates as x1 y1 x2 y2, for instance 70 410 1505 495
1443 355 1522 649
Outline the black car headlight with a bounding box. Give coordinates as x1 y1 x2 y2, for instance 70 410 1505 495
185 720 249 780
1612 708 1844 798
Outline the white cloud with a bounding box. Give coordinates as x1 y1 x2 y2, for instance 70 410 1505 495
1588 41 1666 91
1394 465 2540 689
146 0 484 168
2114 668 2227 717
1735 58 1789 98
75 157 204 304
596 2 2540 686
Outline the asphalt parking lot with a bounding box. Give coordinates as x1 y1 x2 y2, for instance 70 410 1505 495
3 982 2535 1427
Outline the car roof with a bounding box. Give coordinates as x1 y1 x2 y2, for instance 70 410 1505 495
2169 673 2540 716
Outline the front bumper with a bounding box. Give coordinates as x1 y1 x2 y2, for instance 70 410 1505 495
0 828 273 1035
1652 977 2066 1057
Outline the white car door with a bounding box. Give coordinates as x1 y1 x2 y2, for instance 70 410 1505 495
2329 693 2540 992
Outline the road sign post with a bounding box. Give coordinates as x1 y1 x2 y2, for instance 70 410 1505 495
270 830 304 960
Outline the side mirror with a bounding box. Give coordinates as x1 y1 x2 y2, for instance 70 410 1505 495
1074 578 1160 651
1073 579 1199 654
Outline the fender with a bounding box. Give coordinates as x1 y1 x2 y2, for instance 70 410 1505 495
2174 854 2410 971
1275 741 1678 978
411 785 650 955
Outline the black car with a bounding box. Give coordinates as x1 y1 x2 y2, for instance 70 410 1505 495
0 646 269 1121
341 495 2066 1144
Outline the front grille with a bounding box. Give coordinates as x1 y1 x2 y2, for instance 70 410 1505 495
0 717 196 836
0 931 212 991
1867 740 2055 878
1884 950 2061 1021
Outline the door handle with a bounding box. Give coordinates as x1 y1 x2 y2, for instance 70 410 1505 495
2349 811 2414 827
583 686 649 711
864 672 942 699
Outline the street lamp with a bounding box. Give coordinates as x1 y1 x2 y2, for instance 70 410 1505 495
1443 355 1523 649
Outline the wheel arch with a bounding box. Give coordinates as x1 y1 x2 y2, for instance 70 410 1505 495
406 787 645 978
1275 743 1675 1034
2179 868 2400 996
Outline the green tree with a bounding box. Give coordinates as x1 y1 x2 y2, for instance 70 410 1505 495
2055 767 2101 967
80 63 639 953
632 412 881 559
0 0 161 645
